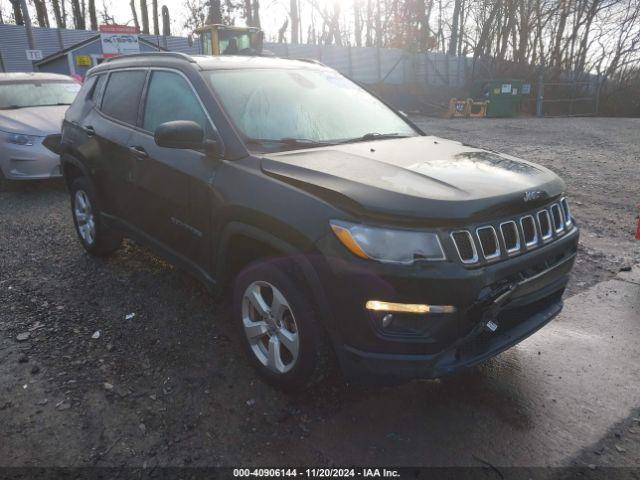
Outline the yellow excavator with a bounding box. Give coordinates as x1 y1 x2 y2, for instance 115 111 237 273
196 24 265 56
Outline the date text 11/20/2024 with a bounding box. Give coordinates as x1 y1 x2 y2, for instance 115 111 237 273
233 468 401 478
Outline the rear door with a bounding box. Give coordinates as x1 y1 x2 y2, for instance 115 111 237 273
89 69 148 222
128 68 218 269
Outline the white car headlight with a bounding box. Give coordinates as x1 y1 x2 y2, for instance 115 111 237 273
1 130 38 146
330 220 446 264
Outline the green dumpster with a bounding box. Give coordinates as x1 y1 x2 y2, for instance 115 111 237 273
471 79 523 117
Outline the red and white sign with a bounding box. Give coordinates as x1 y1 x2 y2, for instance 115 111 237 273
99 25 139 34
99 24 140 58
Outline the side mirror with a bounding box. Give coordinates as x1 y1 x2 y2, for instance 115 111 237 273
154 120 204 150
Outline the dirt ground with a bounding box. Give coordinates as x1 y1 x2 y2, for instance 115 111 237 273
412 116 640 296
0 117 638 474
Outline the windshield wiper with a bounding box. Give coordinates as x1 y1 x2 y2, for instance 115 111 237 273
0 105 24 110
338 132 407 144
247 138 332 148
39 103 72 107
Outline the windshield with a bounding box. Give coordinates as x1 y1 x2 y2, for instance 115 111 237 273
0 80 80 109
207 68 417 149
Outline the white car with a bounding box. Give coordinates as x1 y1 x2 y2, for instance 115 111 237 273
0 72 80 180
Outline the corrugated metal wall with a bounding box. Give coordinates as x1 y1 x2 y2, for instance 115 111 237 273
0 24 467 87
0 24 199 73
263 42 467 87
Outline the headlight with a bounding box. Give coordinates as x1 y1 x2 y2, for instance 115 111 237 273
1 130 38 146
330 220 446 264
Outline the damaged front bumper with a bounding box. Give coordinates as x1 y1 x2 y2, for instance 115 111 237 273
319 227 579 382
339 259 569 382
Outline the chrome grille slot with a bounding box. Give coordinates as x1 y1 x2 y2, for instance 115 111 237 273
451 231 478 264
500 221 520 255
537 210 553 241
520 215 538 248
476 226 500 260
561 198 572 227
550 204 564 233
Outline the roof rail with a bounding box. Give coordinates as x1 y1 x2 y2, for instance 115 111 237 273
106 52 196 64
295 58 325 66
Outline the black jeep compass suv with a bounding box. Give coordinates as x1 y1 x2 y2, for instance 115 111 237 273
59 52 579 389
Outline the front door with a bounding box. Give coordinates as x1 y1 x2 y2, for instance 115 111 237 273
129 69 219 270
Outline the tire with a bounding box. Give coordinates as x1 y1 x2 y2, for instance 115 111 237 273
69 177 122 256
233 259 333 390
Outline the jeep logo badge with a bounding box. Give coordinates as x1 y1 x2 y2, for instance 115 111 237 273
524 190 545 202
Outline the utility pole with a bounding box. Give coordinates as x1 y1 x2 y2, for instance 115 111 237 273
536 65 544 117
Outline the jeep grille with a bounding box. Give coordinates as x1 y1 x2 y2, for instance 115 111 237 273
450 199 574 266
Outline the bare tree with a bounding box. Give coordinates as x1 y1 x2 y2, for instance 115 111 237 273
129 0 139 30
207 0 223 24
51 0 65 27
290 0 299 43
9 0 23 25
140 0 149 33
152 0 159 34
33 0 50 27
88 0 97 30
71 0 85 29
162 4 171 35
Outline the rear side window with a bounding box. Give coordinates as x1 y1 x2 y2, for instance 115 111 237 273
101 70 147 125
91 74 107 105
142 70 211 136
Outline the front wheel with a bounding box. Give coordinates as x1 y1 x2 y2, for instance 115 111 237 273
70 177 122 256
233 259 333 390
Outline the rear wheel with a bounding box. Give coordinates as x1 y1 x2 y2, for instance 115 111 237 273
233 259 332 390
70 177 122 256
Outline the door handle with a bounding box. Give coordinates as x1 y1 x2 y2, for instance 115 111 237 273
129 146 148 158
83 125 95 136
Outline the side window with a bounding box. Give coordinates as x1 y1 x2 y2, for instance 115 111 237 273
92 74 107 106
142 71 211 136
101 70 147 125
64 75 96 120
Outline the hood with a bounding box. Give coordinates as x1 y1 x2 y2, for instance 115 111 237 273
0 105 68 136
261 136 565 224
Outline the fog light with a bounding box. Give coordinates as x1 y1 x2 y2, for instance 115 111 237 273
365 300 456 314
382 314 393 328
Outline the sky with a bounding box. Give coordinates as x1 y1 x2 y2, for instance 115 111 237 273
0 0 314 41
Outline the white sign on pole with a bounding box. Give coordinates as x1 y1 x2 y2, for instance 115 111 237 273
26 50 43 61
99 25 140 58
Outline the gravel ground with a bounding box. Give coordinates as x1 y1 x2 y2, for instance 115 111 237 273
412 116 640 296
0 117 639 472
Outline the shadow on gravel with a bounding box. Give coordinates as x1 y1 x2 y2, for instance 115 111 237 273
0 177 66 194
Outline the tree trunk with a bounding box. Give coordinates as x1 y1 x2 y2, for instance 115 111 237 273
152 0 159 35
278 18 288 43
129 0 139 31
290 0 299 43
207 0 222 24
448 0 461 55
34 0 50 27
71 0 85 29
161 5 170 36
61 0 68 27
353 0 362 47
88 0 97 30
253 0 261 28
139 0 149 33
9 0 23 25
51 0 64 28
244 0 253 26
550 0 570 68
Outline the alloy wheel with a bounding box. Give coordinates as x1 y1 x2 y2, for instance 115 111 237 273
74 189 96 246
241 281 300 374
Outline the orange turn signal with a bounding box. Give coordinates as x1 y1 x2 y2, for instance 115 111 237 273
331 224 369 259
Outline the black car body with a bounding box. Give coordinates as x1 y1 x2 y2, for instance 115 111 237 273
59 52 579 387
